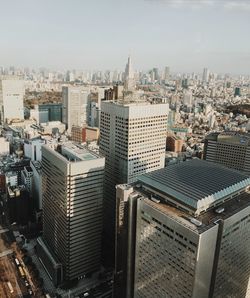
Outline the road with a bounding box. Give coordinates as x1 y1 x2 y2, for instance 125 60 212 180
0 194 44 297
0 228 23 297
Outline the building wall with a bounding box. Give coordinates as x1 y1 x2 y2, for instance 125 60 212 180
62 86 90 133
71 125 86 143
1 79 24 122
30 161 42 210
0 137 10 155
166 136 184 153
21 167 33 193
134 198 220 298
99 101 168 265
86 127 99 142
213 206 250 298
204 135 250 174
39 103 62 122
24 139 45 161
41 146 105 282
0 174 6 192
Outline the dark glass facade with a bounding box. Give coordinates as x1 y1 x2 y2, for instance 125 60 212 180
39 103 62 122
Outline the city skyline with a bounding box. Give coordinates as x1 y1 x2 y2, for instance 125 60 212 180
0 0 250 74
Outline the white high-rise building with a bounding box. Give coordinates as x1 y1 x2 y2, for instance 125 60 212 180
62 86 90 133
0 78 25 123
37 142 105 285
164 66 170 81
124 56 136 92
202 67 209 83
0 137 10 156
100 100 169 264
183 89 193 107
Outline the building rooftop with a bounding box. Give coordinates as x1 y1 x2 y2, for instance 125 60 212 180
60 142 100 162
206 131 250 145
138 159 250 215
142 191 250 234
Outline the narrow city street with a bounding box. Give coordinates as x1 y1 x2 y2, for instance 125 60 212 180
0 226 23 297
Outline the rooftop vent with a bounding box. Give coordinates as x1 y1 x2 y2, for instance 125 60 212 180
190 218 202 227
215 207 225 214
151 196 160 204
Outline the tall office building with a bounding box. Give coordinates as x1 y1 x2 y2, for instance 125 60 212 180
118 160 250 298
183 89 193 107
202 67 209 83
0 78 24 124
99 100 168 272
152 68 160 81
124 56 136 92
204 131 250 174
62 86 90 133
37 142 105 285
164 66 170 81
234 87 241 97
39 103 62 123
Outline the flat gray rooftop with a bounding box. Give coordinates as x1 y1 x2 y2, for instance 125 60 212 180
61 142 99 161
138 159 250 214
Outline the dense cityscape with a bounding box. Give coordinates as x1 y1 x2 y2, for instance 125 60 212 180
1 1 250 298
0 56 250 297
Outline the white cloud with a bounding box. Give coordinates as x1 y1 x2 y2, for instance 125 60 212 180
146 0 250 12
145 0 215 8
223 1 250 12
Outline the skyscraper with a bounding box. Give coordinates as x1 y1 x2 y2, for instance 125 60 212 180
204 131 250 174
37 142 105 285
202 67 209 83
122 160 250 298
152 67 160 82
124 56 136 92
0 78 24 124
62 86 90 133
164 66 170 81
234 87 241 97
99 99 169 270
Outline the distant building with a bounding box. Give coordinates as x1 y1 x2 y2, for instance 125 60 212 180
0 174 5 192
6 159 30 185
166 135 184 153
202 67 209 83
39 121 66 135
62 86 90 133
204 132 250 174
38 103 62 123
71 125 99 144
124 56 136 93
24 138 45 161
104 88 115 101
0 78 25 123
29 105 40 123
104 85 124 102
37 142 105 285
21 166 33 193
7 188 31 225
183 89 193 107
116 160 250 298
5 172 18 187
71 125 86 143
0 137 10 156
234 87 241 97
30 161 42 210
164 66 170 81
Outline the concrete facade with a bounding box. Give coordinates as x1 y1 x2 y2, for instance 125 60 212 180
0 79 24 123
39 143 105 284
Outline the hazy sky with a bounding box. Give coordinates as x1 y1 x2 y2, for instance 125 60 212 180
1 0 250 74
